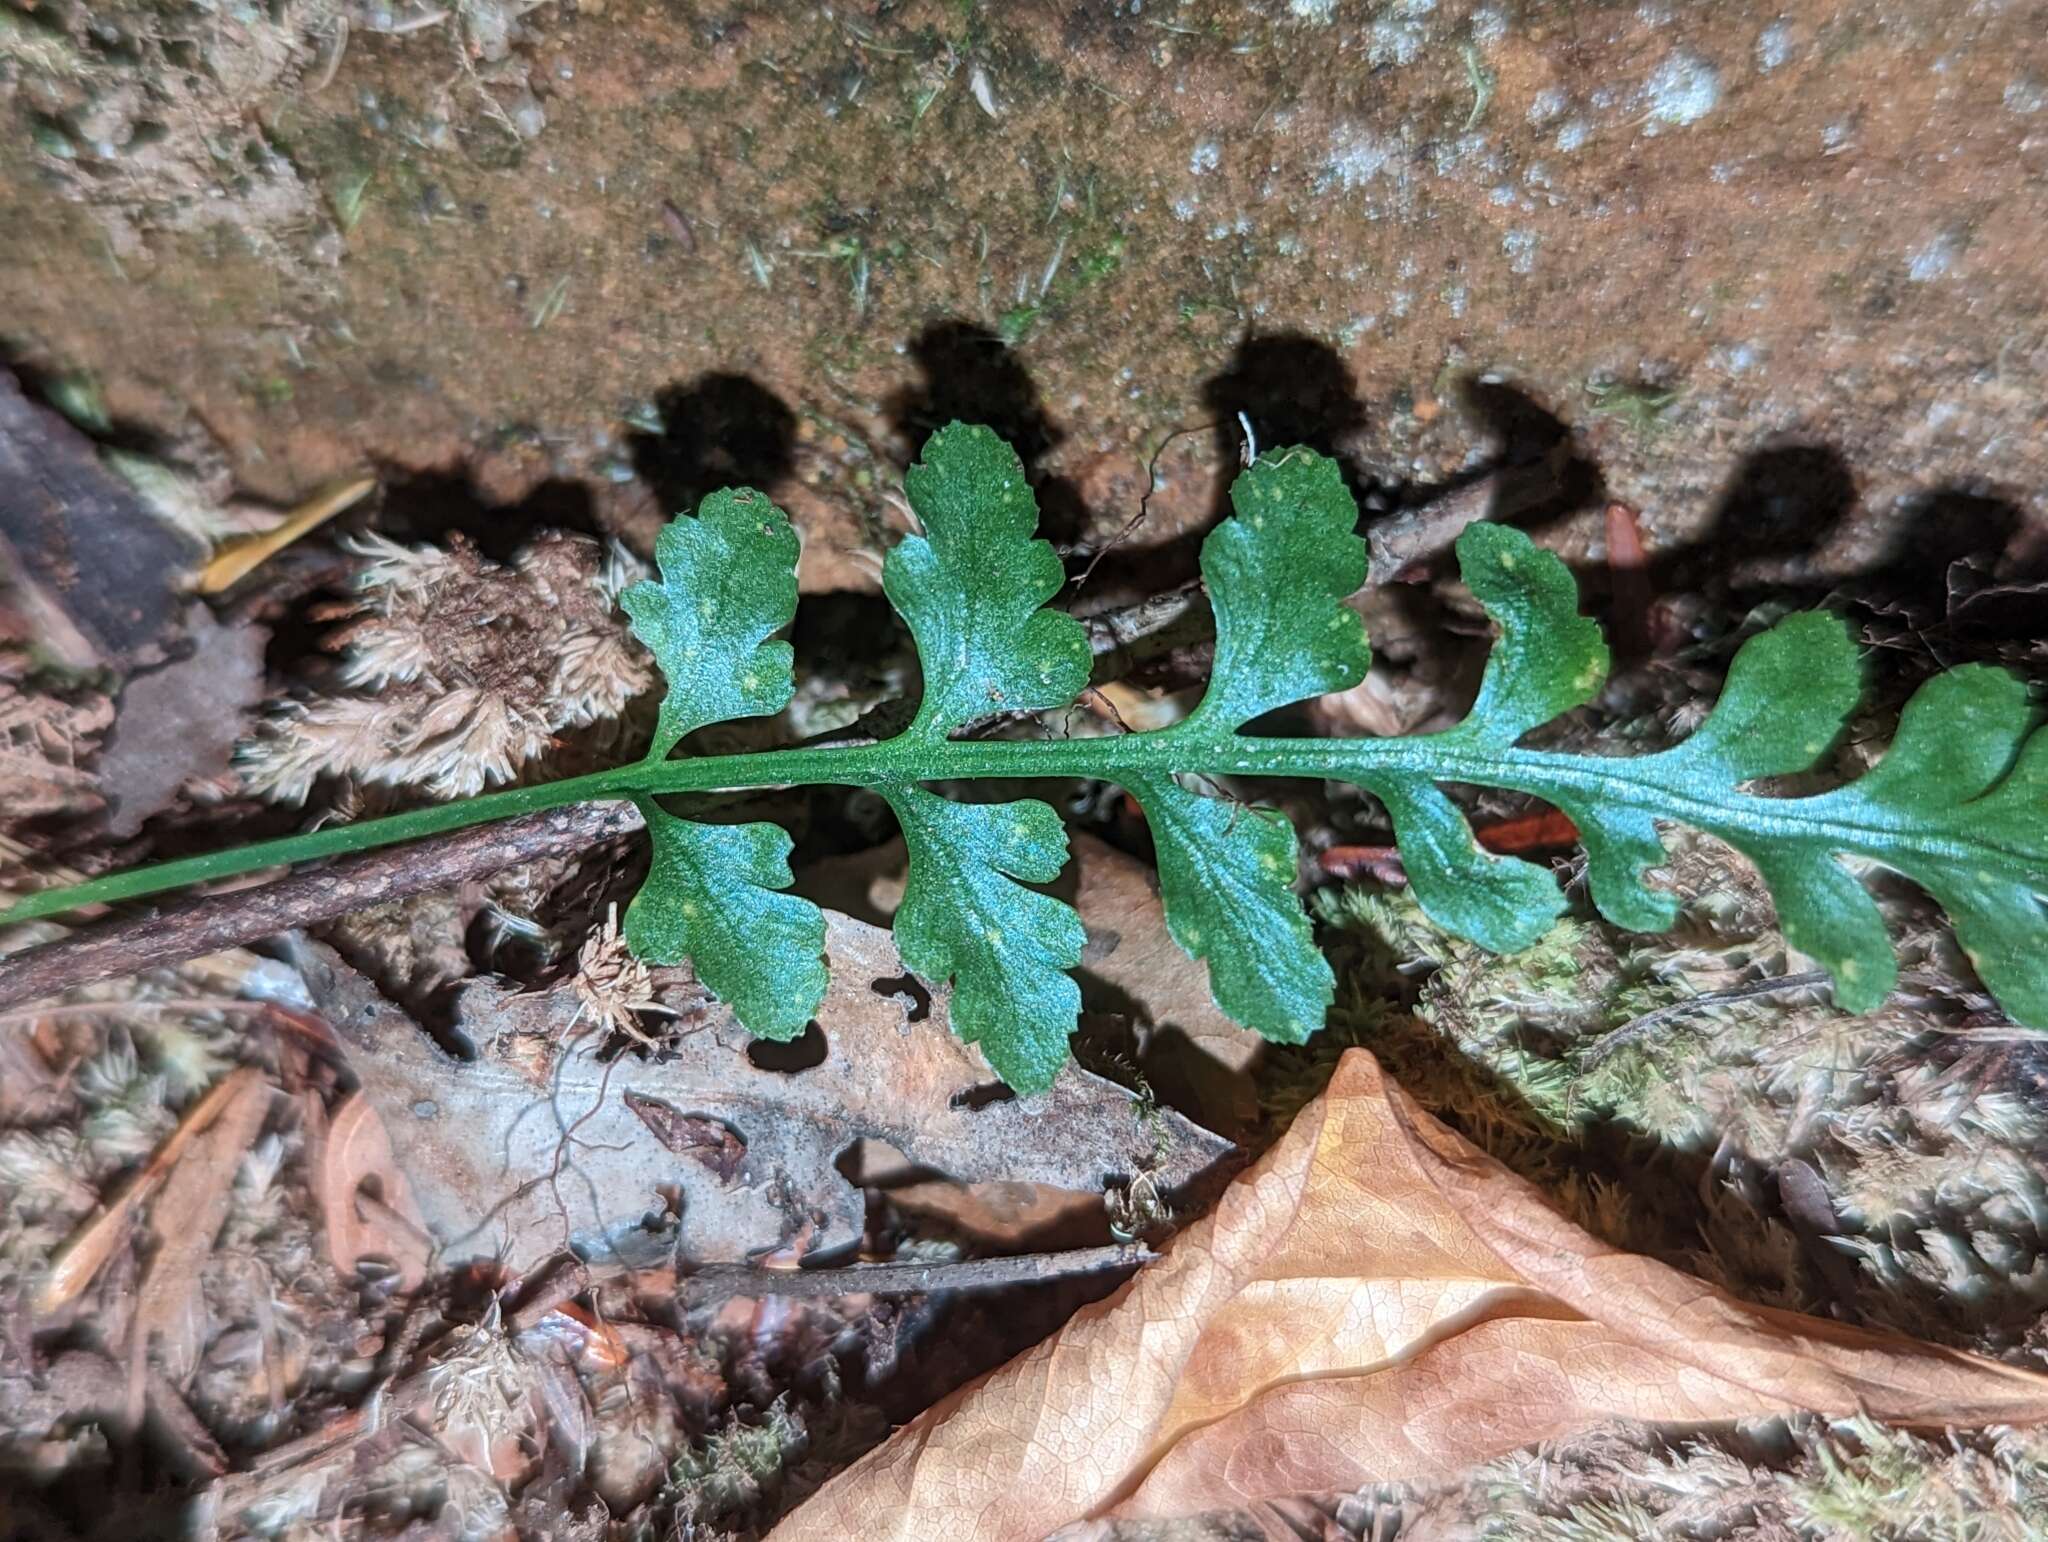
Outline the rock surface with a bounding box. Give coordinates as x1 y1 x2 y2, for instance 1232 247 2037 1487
2 1 2042 593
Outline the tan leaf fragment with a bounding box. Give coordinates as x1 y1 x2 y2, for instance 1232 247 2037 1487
132 1067 272 1384
770 1050 2048 1541
321 1089 432 1290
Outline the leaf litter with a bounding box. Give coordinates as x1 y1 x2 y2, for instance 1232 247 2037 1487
288 913 1230 1276
5 392 2048 1540
773 1051 2048 1541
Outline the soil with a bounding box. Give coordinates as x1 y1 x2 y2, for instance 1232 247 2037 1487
3 0 2043 597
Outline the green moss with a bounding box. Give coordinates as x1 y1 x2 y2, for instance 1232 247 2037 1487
1582 377 1677 433
997 302 1041 346
667 1396 808 1527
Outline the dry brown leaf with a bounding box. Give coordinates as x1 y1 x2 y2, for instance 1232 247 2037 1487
132 1067 271 1384
322 1088 432 1290
771 1051 2048 1541
292 918 1229 1275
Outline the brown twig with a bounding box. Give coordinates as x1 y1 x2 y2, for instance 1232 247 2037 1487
1365 442 1568 584
0 801 641 1012
1579 970 1833 1068
674 1244 1155 1306
1079 578 1208 683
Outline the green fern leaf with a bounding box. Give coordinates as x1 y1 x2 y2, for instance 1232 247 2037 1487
14 422 2045 1099
625 800 827 1042
1126 775 1329 1045
616 489 827 1039
621 486 802 757
1424 526 2046 1019
884 423 1092 736
1179 448 1371 732
888 788 1086 1091
1120 449 1367 1045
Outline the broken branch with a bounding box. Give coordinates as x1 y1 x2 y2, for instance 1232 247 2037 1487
0 801 642 1012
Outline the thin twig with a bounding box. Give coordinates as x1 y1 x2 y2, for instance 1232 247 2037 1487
1579 970 1833 1068
1365 442 1568 584
0 801 641 1012
674 1244 1155 1306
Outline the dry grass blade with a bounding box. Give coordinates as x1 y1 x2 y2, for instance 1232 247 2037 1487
130 1067 272 1383
770 1050 2048 1541
196 475 377 594
35 1063 263 1315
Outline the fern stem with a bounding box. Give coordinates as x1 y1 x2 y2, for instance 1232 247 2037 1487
0 764 641 923
0 724 1994 929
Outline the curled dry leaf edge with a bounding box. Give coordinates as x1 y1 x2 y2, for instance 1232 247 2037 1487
769 1049 2048 1541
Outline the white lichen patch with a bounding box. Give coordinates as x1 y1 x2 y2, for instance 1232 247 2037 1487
1644 49 1721 129
1756 21 1795 73
1502 228 1539 274
1323 125 1401 190
2006 75 2047 116
1907 230 1962 283
1369 0 1438 68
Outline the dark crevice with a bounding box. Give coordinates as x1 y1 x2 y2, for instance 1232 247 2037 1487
746 1021 829 1072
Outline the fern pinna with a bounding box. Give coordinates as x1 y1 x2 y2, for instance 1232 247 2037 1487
8 424 2045 1092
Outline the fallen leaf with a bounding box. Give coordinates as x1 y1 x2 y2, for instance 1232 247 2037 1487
288 916 1232 1276
321 1088 432 1290
770 1050 2048 1541
97 603 269 838
133 1067 272 1384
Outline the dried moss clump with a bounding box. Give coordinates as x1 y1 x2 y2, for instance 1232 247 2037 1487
238 531 651 804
